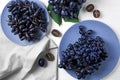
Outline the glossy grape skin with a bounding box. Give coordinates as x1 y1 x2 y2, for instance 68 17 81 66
58 25 108 79
7 0 47 42
48 0 86 18
38 58 46 67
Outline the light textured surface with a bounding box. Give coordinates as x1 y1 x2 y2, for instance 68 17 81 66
0 0 120 80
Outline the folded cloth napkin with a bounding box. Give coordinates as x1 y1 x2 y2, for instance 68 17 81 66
0 26 58 80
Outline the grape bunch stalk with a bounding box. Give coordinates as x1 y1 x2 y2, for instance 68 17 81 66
7 0 47 41
58 26 108 79
48 0 86 18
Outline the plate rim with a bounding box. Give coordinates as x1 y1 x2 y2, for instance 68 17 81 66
1 0 50 46
58 20 120 79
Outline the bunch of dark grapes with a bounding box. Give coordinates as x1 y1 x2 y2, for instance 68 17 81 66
7 0 47 41
58 26 108 79
48 0 86 18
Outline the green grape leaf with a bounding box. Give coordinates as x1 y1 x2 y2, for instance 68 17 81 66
47 4 52 11
47 4 62 25
63 17 79 22
50 11 62 25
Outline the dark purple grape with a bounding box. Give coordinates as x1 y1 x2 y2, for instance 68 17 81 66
58 25 108 79
20 8 27 12
19 20 26 25
11 28 16 33
11 7 17 12
38 58 46 67
22 28 28 32
29 28 35 32
24 10 29 15
61 10 67 16
25 32 29 38
12 10 19 15
48 0 54 5
77 5 82 11
87 30 93 35
54 8 60 14
14 30 19 35
7 0 47 42
32 21 38 26
41 27 46 32
77 0 84 4
26 21 30 27
8 22 13 26
20 36 26 41
19 25 25 30
18 33 23 38
29 24 34 29
28 7 32 14
82 0 86 3
16 0 23 6
25 0 30 5
34 3 39 10
48 0 86 19
69 2 76 9
38 20 45 23
29 33 34 37
31 1 36 10
34 8 41 17
7 1 16 8
8 15 12 20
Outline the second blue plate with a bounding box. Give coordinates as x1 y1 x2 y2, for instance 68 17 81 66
59 20 120 80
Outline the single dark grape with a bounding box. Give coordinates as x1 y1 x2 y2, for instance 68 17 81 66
38 58 46 67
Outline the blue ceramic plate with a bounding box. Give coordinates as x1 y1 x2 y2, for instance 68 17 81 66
59 20 120 80
1 0 50 46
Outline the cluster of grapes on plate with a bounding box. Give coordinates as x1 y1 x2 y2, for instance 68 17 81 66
7 0 47 41
48 0 86 18
58 26 108 79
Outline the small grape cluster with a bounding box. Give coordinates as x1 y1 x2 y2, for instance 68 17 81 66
58 26 108 79
48 0 86 18
7 0 47 41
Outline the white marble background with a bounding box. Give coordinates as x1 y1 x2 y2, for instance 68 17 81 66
0 0 120 80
